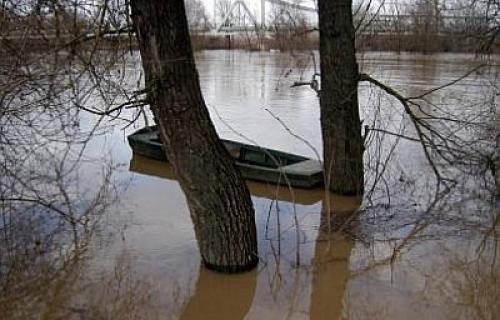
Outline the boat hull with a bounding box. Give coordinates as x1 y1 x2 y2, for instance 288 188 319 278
128 126 324 189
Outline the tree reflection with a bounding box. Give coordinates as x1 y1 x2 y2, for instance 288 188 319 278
129 153 326 205
0 244 159 319
450 253 500 320
0 47 120 318
180 266 257 320
420 243 500 320
309 198 360 320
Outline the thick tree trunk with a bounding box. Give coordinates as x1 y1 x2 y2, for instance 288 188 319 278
130 0 258 273
319 0 364 195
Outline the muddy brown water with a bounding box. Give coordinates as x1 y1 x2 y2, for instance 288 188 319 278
6 51 499 319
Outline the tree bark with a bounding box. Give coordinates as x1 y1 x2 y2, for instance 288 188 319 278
319 0 364 195
130 0 258 273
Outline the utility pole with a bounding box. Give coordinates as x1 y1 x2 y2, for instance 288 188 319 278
261 0 265 29
214 0 217 31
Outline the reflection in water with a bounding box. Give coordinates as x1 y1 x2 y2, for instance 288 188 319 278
129 153 325 205
129 152 362 320
180 267 257 320
309 203 358 320
78 252 158 320
0 244 158 319
0 162 118 319
447 249 500 320
102 53 499 319
0 251 83 319
4 52 496 319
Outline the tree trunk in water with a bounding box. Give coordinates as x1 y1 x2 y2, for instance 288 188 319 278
130 0 258 273
319 0 364 195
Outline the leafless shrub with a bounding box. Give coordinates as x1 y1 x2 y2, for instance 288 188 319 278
268 1 314 51
0 1 137 316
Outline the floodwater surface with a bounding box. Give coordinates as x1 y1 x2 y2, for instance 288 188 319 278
4 51 499 319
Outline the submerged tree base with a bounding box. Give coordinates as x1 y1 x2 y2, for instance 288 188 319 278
203 257 259 274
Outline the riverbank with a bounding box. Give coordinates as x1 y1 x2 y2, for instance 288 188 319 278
2 31 496 55
191 32 498 54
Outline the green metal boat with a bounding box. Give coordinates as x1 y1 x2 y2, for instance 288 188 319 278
127 126 324 189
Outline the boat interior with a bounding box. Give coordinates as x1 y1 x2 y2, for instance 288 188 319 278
150 134 302 169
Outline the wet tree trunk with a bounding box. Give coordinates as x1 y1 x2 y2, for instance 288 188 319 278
130 0 258 273
319 0 364 195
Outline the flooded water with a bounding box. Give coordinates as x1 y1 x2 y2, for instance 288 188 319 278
2 51 499 319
